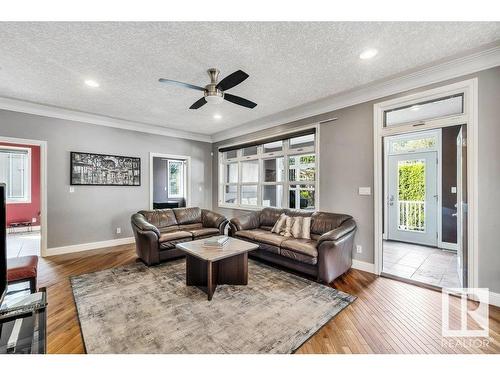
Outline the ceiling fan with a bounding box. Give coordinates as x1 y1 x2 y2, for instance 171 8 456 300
158 68 257 110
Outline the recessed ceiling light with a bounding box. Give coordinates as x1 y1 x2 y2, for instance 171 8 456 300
213 114 222 120
359 48 378 60
84 79 100 88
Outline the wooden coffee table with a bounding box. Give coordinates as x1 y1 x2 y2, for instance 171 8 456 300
176 236 258 300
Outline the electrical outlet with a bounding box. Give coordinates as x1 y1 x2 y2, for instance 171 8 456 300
356 245 362 254
32 218 37 223
116 227 121 234
69 186 75 193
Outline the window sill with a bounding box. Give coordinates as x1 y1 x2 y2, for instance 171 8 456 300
7 200 31 205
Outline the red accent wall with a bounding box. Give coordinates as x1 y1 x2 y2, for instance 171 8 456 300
0 142 41 227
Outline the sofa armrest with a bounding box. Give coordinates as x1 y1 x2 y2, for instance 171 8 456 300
316 219 356 284
131 213 160 237
318 219 356 245
229 211 260 232
202 209 228 233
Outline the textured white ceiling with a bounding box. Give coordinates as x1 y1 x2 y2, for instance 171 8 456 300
0 22 498 135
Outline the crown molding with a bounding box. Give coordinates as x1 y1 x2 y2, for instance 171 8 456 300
0 96 212 143
211 45 500 143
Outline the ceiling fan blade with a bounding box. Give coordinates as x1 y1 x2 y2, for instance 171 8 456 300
159 78 205 92
224 93 257 109
216 70 249 91
189 97 207 109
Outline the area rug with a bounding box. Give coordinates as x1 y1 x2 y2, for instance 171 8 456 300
70 259 355 353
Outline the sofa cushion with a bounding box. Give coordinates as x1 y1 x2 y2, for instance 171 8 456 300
160 237 192 250
178 223 203 231
280 248 317 265
157 209 178 228
253 231 287 247
281 238 318 258
257 242 280 255
189 227 220 238
159 231 193 243
259 225 273 231
173 207 202 225
310 212 352 235
285 209 314 218
138 209 178 229
259 207 286 227
234 228 268 241
159 225 180 233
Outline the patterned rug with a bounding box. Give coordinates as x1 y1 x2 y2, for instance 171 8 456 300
71 259 355 353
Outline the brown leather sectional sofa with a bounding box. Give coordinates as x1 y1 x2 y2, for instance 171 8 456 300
229 207 356 284
131 207 227 265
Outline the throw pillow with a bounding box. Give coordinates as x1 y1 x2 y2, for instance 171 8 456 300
284 216 312 239
271 213 288 235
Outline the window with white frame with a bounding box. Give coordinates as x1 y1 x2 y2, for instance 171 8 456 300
219 131 317 210
0 147 31 203
167 159 185 198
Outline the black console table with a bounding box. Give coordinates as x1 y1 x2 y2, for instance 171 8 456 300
0 286 47 354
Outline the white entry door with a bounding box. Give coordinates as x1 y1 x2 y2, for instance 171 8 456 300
387 151 438 246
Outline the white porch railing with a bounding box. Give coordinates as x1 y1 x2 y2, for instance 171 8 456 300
398 200 425 232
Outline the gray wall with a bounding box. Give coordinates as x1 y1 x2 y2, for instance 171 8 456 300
212 66 500 293
0 109 213 249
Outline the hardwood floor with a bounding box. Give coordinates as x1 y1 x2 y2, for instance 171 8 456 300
38 244 500 354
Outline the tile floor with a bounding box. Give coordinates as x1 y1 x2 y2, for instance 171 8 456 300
6 230 41 258
383 240 461 288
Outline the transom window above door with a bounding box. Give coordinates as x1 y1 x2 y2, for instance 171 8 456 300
384 94 463 127
218 128 318 210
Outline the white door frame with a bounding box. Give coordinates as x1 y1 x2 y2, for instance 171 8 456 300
0 136 48 257
373 78 478 289
149 152 191 209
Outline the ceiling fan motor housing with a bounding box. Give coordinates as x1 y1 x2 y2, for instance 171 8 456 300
204 69 225 104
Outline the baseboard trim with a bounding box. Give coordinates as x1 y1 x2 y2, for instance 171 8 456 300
8 225 41 234
352 259 375 274
45 237 134 256
489 291 500 308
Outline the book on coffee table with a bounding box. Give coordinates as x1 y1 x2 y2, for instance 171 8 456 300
203 236 229 248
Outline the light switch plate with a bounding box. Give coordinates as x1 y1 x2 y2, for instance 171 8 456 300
69 186 75 193
451 186 457 193
359 187 371 196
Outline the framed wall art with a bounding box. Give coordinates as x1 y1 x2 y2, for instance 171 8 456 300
70 152 141 186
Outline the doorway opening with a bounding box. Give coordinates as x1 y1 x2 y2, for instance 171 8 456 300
150 153 190 209
0 141 41 258
382 126 466 289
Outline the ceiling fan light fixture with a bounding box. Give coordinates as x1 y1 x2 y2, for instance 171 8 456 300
204 92 224 105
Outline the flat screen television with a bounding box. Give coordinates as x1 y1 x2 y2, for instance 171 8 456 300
0 183 6 305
